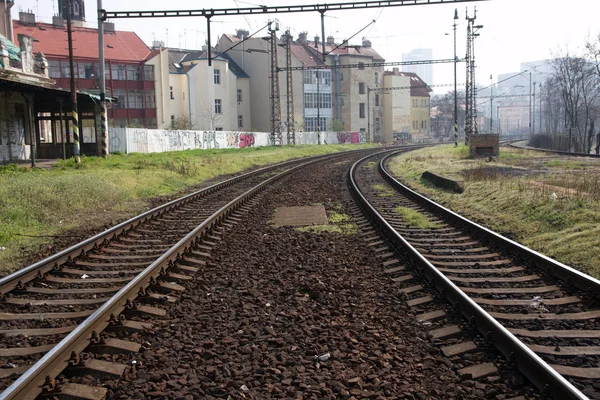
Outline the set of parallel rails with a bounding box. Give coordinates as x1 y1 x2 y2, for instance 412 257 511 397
349 150 600 399
0 149 375 399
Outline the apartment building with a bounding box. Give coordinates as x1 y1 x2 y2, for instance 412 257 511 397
216 30 303 133
12 7 163 129
166 49 251 131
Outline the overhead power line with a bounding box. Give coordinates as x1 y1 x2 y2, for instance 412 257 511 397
278 58 463 72
102 0 488 19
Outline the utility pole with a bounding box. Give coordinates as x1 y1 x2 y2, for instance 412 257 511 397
539 82 542 134
529 71 532 136
532 79 536 136
268 21 282 146
317 69 321 144
98 0 108 157
66 0 80 163
489 74 493 133
284 30 295 145
464 7 482 145
367 87 370 142
453 8 458 146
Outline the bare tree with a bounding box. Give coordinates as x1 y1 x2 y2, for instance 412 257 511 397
430 91 465 139
169 113 195 130
550 49 600 152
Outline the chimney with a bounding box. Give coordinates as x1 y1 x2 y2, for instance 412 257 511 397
152 40 165 49
19 10 36 26
298 32 307 44
393 67 399 73
362 38 371 48
327 35 335 45
236 29 249 40
103 22 115 33
52 15 64 27
314 35 320 46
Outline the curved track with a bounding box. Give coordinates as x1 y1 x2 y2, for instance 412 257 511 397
349 150 600 399
0 149 378 399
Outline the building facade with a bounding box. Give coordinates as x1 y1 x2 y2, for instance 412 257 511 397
12 7 163 129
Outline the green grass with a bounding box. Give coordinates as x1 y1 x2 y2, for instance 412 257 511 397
394 207 441 229
295 206 358 235
0 144 377 274
387 144 600 278
373 183 395 197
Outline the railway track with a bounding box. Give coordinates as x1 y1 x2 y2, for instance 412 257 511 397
349 150 600 399
0 149 379 400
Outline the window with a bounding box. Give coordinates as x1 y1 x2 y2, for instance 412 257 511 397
375 118 380 131
303 70 312 85
304 117 328 132
214 99 222 114
340 72 344 81
144 65 155 81
358 62 364 70
126 65 142 81
412 99 417 108
359 82 365 95
113 89 127 109
49 60 60 78
214 69 221 84
374 72 379 85
145 90 156 108
215 127 223 131
238 115 243 128
421 120 427 129
171 115 175 128
359 103 365 119
323 70 331 86
128 90 143 109
237 89 242 103
413 120 418 129
375 94 379 107
421 99 427 108
78 62 96 79
61 61 72 78
304 92 312 109
111 64 126 80
170 86 174 100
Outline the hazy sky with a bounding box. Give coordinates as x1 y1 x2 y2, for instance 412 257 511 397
14 0 599 93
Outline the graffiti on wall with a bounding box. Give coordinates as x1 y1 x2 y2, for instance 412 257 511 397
337 131 360 144
359 131 367 144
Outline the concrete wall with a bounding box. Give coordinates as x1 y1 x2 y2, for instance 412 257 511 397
469 134 499 157
107 127 362 154
0 91 30 162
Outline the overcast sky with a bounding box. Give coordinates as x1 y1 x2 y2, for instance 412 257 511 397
14 0 599 94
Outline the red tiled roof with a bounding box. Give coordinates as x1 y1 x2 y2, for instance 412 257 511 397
303 40 384 61
12 21 151 62
290 43 325 67
384 70 430 97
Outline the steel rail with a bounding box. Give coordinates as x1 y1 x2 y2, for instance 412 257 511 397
347 150 588 400
0 149 365 296
0 151 341 400
508 140 600 158
378 151 600 298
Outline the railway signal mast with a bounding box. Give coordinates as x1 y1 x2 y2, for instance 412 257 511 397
464 7 482 146
268 20 283 146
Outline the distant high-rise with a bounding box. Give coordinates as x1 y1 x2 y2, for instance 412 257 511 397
402 48 433 86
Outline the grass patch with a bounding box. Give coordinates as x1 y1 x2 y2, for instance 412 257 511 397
394 206 441 229
0 144 377 274
387 144 600 278
295 206 357 236
373 183 395 197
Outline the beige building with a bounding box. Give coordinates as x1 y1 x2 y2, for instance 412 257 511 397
165 48 251 131
382 71 411 142
297 35 384 138
216 30 303 133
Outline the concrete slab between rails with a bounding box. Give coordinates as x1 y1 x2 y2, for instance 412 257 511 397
458 362 498 379
40 382 107 400
271 205 329 227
